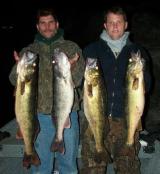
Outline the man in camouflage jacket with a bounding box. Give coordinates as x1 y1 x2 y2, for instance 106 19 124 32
9 8 85 174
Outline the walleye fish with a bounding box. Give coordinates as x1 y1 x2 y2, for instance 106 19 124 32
15 50 40 168
125 51 145 146
52 48 74 154
83 58 109 162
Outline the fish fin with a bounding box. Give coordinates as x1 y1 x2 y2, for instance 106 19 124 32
137 119 142 131
23 153 32 169
16 127 23 139
52 116 70 128
132 77 139 90
64 116 71 128
51 139 65 154
136 106 143 116
23 151 41 169
52 115 57 125
87 84 93 97
31 151 41 166
20 82 25 95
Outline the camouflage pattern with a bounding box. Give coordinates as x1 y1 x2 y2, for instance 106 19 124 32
79 111 108 174
80 114 141 174
106 117 141 174
9 32 85 115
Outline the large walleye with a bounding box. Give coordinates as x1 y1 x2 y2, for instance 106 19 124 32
83 58 109 162
52 48 74 154
125 51 145 146
15 50 40 168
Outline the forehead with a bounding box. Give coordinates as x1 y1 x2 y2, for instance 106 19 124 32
39 15 55 22
106 12 125 22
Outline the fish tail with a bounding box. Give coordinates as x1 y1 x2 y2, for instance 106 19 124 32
23 150 41 169
51 139 65 154
23 153 32 169
31 150 41 166
16 127 23 139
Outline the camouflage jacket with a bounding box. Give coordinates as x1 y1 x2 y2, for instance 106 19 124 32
9 29 85 114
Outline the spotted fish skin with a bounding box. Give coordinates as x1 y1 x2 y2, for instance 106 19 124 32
83 58 110 163
52 49 74 154
125 51 145 146
15 51 40 168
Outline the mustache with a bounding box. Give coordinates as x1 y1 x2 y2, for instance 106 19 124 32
43 29 53 32
43 29 57 33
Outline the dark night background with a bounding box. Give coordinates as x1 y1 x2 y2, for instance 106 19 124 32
0 0 160 131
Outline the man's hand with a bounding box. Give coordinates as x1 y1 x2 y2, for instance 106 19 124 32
13 50 20 62
69 53 79 69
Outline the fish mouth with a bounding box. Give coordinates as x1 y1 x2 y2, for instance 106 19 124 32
86 58 98 69
24 51 37 65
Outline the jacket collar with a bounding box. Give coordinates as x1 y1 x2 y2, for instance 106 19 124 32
100 30 130 54
35 28 64 45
